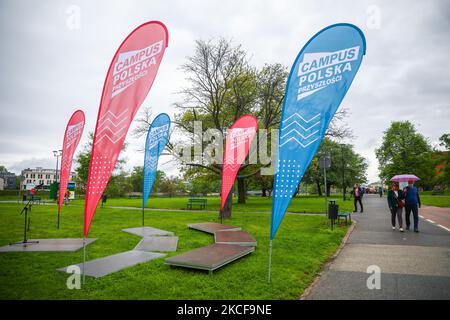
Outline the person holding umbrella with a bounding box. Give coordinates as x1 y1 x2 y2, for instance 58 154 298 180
390 174 421 232
387 182 404 231
404 179 421 232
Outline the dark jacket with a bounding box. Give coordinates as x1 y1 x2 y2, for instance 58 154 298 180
404 186 421 206
387 189 404 209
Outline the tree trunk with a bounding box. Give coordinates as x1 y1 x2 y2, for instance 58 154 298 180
262 188 267 197
220 191 233 219
326 183 331 197
316 180 322 196
237 177 246 204
294 184 301 197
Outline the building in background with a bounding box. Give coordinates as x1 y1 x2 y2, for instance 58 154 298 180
20 167 75 190
0 170 17 190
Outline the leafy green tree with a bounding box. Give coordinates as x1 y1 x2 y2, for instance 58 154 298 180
105 172 133 197
247 173 274 197
375 121 434 188
185 169 221 196
152 170 165 193
439 133 450 149
159 175 185 197
129 166 167 194
130 166 143 192
433 133 450 188
303 138 367 196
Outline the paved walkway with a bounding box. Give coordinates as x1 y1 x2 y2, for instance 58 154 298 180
304 194 450 300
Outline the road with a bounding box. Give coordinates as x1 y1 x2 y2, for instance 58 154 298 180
304 194 450 300
420 205 450 231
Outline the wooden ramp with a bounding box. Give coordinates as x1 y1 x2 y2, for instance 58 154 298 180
165 243 254 272
214 230 257 247
166 222 256 274
188 222 241 234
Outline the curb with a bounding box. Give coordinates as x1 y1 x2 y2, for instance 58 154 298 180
299 220 357 300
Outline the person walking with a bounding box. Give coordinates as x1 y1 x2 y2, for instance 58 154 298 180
64 190 70 206
403 179 421 232
387 183 404 231
29 187 35 202
351 183 364 213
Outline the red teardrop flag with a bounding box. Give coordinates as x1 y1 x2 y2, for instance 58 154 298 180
220 115 258 209
58 110 85 214
84 21 169 236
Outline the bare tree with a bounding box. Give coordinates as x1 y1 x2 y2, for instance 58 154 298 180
326 107 354 141
132 106 153 139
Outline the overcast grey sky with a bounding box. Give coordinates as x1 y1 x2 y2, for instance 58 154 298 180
0 0 449 183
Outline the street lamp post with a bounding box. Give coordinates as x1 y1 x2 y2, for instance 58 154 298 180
53 150 62 186
340 144 346 201
53 150 62 228
319 152 331 215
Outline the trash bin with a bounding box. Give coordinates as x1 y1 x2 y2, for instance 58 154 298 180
328 200 339 220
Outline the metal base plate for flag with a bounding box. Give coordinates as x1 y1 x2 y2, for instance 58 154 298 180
82 237 86 284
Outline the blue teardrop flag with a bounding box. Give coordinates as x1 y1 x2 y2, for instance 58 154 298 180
142 113 171 224
270 24 366 240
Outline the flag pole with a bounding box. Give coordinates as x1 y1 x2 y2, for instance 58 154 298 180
82 237 86 285
268 239 273 284
57 207 61 229
142 206 145 227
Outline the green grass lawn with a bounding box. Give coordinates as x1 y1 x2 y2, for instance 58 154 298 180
0 202 349 300
0 193 356 213
69 195 355 214
420 195 450 207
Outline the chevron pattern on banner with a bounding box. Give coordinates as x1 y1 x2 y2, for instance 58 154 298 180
279 113 321 148
94 109 129 145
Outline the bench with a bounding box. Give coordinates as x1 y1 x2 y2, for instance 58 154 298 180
186 198 207 210
31 196 41 204
128 195 141 199
337 212 352 225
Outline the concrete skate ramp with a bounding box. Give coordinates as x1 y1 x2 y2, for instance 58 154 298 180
58 250 166 278
134 236 178 252
122 227 173 237
0 238 97 252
